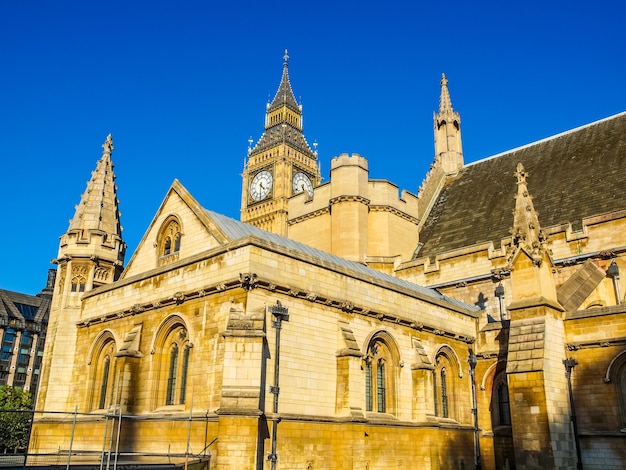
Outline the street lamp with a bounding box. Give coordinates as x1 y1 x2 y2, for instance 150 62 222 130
606 261 621 305
494 283 505 321
563 358 583 470
267 301 289 469
468 349 482 470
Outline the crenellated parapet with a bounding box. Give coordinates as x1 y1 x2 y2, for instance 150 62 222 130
288 153 420 265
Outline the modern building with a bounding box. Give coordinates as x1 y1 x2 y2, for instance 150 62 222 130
30 53 626 469
0 270 54 398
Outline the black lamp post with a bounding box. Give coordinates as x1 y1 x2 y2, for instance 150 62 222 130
267 301 289 469
468 349 482 470
494 283 505 321
563 357 583 470
606 261 621 305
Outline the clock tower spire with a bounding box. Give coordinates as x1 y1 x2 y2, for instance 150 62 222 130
241 50 320 235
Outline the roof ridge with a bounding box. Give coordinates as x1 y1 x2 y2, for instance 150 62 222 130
467 110 626 167
204 209 479 313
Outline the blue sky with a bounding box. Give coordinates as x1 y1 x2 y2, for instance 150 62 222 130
2 1 625 295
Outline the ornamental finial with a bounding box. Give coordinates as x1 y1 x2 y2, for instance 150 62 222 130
515 162 528 184
283 49 289 66
102 134 114 155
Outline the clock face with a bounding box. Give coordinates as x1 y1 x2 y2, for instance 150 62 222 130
292 172 313 197
250 170 273 201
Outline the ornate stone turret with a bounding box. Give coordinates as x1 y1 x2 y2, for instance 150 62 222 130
36 135 126 412
504 163 574 469
433 73 463 174
506 163 557 306
507 163 549 268
418 74 464 226
55 134 126 300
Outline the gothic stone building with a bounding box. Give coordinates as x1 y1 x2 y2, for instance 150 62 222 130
30 54 626 469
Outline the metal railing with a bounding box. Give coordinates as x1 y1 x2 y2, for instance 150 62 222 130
1 409 212 470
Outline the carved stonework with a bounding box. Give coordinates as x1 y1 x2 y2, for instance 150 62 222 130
94 266 109 282
71 264 88 277
239 273 258 291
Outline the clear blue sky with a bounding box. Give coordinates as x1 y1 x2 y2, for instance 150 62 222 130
2 1 625 295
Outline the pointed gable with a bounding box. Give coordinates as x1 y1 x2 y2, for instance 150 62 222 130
120 180 230 279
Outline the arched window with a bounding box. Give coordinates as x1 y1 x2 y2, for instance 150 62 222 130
89 335 117 411
440 367 449 418
153 318 192 408
166 344 179 405
433 347 459 420
491 372 512 427
70 275 86 293
364 333 398 415
157 216 182 266
99 356 111 409
164 237 172 256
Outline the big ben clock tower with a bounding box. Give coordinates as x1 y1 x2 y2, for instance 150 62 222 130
241 50 320 235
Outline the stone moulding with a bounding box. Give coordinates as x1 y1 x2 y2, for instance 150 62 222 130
76 274 475 344
566 336 626 352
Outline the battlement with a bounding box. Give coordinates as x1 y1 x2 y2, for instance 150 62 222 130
330 153 368 171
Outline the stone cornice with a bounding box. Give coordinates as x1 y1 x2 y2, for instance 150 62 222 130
566 336 626 351
369 205 419 225
76 272 475 344
287 207 330 225
329 195 370 206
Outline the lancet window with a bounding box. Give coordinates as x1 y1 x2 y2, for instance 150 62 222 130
154 317 192 408
364 333 398 415
157 216 182 265
89 334 117 411
433 347 458 420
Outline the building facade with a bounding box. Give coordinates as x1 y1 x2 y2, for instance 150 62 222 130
30 54 626 469
0 271 54 398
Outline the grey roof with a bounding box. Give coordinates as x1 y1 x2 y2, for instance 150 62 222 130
249 58 316 159
268 62 300 112
205 209 479 313
0 288 51 325
417 112 626 259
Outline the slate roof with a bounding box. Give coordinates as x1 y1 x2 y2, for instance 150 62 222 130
204 209 479 313
249 54 316 159
416 112 626 259
0 289 51 326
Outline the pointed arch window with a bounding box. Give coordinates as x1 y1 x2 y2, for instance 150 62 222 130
434 348 458 420
166 343 179 405
496 380 511 426
99 357 111 409
364 334 398 415
157 216 183 266
154 320 192 408
89 336 117 411
440 367 449 418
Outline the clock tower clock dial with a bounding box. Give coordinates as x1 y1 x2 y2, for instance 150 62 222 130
292 172 313 197
250 170 273 201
